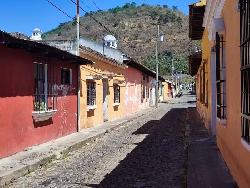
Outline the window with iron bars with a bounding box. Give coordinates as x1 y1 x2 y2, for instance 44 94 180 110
87 81 96 106
33 63 57 112
114 84 120 103
146 76 149 99
142 75 146 99
199 65 205 103
240 0 250 142
141 75 146 103
215 32 226 119
61 68 72 85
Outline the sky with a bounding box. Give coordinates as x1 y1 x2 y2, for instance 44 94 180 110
0 0 195 36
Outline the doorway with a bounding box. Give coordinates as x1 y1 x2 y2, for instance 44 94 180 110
103 79 109 122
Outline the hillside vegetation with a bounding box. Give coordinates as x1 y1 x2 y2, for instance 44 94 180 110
43 3 196 75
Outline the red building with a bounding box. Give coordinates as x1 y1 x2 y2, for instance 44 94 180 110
0 31 91 158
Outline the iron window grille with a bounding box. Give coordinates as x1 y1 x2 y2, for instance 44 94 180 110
199 66 204 103
215 32 226 119
61 68 72 85
114 84 120 103
87 81 96 106
142 75 146 99
240 0 250 142
33 63 57 112
204 61 208 106
146 76 149 99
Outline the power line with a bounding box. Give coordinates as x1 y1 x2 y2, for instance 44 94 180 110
92 1 102 11
81 0 102 12
80 0 92 11
69 0 114 35
45 0 74 20
45 0 115 38
44 0 101 35
45 0 95 41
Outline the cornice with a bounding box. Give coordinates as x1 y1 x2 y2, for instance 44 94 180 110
203 0 226 41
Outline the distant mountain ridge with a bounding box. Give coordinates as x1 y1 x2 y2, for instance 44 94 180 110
43 3 195 74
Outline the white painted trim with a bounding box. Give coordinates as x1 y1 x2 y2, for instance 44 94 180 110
113 103 120 107
32 110 57 122
214 0 226 18
241 138 250 152
87 105 97 111
216 118 227 126
210 51 217 135
86 76 94 80
203 0 212 27
203 0 227 41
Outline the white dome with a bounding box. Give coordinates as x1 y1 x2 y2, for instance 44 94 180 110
104 35 117 41
33 28 41 32
31 28 42 41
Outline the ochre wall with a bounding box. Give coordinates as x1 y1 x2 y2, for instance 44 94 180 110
0 46 78 158
216 1 250 187
162 82 172 101
79 51 125 130
196 29 213 131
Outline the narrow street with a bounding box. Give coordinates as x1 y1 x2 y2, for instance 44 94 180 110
6 94 234 188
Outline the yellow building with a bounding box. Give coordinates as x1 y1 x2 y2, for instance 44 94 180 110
161 81 172 101
190 0 250 187
79 46 126 129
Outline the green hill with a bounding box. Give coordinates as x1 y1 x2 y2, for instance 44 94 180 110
43 3 196 75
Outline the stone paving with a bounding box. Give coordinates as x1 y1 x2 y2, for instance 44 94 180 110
6 95 194 188
5 94 235 188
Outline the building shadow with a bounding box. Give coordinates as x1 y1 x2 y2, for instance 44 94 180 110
87 108 189 188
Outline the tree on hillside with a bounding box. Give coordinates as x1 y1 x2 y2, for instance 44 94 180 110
143 51 188 76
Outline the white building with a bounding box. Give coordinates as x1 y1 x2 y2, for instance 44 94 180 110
30 28 42 41
103 35 117 49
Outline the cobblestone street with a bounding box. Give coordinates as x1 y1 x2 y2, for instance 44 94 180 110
7 95 196 188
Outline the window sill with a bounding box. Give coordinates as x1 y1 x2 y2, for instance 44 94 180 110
241 138 250 152
216 118 227 126
32 110 57 122
87 105 97 111
113 103 120 107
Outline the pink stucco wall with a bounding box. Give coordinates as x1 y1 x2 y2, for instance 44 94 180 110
124 66 142 116
124 66 153 116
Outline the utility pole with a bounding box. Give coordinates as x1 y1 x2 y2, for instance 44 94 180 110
155 25 160 108
171 58 174 84
171 58 174 97
76 0 80 132
76 0 80 56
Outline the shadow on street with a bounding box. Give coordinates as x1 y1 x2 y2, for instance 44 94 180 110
88 107 189 188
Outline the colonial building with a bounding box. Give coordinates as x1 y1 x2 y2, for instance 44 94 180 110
189 0 250 187
124 58 165 115
78 46 126 129
0 30 92 158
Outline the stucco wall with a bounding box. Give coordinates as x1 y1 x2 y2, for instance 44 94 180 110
79 51 125 130
216 1 250 187
124 66 142 116
0 46 78 158
162 82 172 101
196 29 213 131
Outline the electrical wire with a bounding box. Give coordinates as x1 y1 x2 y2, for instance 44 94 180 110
80 0 92 11
92 1 102 11
45 0 104 37
69 0 115 35
45 0 74 20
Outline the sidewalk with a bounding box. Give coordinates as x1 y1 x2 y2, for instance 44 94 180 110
0 107 154 187
186 107 237 188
